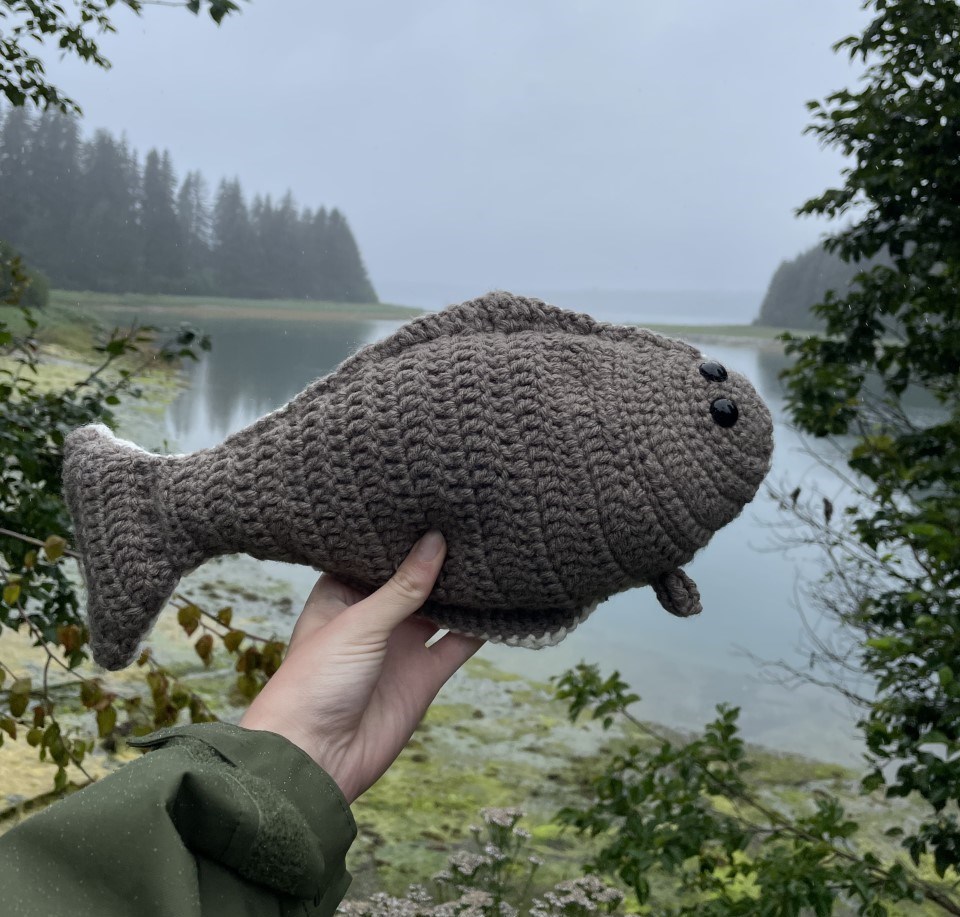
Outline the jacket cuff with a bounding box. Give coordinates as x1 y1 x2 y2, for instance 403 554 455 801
129 722 357 902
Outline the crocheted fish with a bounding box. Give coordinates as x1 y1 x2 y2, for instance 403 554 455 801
63 292 774 670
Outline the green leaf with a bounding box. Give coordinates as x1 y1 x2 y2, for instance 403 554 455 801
80 680 102 708
53 767 67 793
42 535 66 562
195 634 214 666
57 624 83 654
922 730 950 746
177 604 201 636
96 705 117 738
223 630 245 653
9 678 31 718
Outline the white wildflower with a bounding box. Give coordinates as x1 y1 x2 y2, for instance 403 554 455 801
480 807 524 828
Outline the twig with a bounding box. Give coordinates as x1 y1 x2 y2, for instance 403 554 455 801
0 527 80 560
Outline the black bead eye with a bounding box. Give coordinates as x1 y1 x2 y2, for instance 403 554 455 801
699 361 728 382
710 398 739 428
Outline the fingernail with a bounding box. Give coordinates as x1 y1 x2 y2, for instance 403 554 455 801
413 529 445 562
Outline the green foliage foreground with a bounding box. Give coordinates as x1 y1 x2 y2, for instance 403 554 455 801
0 243 46 310
782 0 960 899
0 254 288 792
2 0 960 913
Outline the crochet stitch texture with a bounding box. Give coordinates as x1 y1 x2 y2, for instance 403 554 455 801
62 291 774 670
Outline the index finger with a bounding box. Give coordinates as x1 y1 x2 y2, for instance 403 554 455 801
343 530 447 642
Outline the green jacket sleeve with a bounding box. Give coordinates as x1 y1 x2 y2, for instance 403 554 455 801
0 722 358 917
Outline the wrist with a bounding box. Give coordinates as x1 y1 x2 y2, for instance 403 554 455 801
238 708 312 763
238 710 356 801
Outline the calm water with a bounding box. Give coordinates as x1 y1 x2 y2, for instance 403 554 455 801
153 313 865 763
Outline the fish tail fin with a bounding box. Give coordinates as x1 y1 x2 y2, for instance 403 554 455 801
62 424 186 670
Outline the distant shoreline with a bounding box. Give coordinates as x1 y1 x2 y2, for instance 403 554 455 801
49 289 422 323
44 289 799 345
641 322 794 347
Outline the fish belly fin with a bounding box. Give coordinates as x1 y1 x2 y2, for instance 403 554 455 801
652 568 702 618
62 424 186 670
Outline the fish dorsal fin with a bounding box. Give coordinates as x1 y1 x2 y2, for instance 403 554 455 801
391 290 607 347
371 290 694 355
310 291 695 396
237 291 697 439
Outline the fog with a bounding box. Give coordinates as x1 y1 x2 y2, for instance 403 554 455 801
41 0 867 318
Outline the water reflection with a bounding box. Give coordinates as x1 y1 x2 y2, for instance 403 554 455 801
166 318 393 452
157 317 865 762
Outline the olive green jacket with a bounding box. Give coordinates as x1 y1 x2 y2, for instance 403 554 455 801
0 723 357 916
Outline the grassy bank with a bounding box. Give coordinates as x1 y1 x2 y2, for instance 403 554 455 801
49 289 424 322
1 299 107 351
2 290 424 354
645 321 797 342
3 291 803 353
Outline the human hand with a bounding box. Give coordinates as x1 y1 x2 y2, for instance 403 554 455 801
238 530 483 803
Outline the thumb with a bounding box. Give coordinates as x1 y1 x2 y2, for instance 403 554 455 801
345 530 447 640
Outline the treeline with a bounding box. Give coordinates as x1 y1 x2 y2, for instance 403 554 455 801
0 108 378 303
754 242 886 329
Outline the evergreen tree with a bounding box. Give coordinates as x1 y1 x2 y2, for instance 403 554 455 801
248 193 270 297
177 170 212 291
296 207 315 299
211 178 256 297
755 242 883 329
140 149 185 292
305 207 332 300
254 191 304 298
324 209 378 303
71 131 141 291
0 109 379 302
0 108 34 247
21 110 82 283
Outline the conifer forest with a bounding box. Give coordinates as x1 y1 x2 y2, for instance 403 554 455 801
0 107 378 303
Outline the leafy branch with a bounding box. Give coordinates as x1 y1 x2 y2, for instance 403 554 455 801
1 0 242 112
553 663 959 915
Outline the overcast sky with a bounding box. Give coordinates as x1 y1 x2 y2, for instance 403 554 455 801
43 1 867 313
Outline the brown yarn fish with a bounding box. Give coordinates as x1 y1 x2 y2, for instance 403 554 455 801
62 291 774 671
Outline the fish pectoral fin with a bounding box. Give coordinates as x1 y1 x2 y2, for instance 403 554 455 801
652 569 702 618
